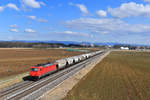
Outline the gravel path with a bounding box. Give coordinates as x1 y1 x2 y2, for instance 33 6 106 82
0 72 28 89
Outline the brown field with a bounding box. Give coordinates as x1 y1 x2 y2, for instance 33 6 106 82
64 51 150 100
0 48 86 78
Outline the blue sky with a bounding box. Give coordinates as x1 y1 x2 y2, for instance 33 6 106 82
1 0 150 45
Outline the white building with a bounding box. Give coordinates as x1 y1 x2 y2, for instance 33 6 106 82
120 47 129 50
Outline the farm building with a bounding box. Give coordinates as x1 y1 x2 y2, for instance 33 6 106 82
120 47 129 50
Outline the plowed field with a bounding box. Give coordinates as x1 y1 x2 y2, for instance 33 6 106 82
0 48 84 78
64 51 150 100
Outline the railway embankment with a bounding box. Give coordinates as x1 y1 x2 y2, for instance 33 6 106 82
38 51 110 100
0 72 28 89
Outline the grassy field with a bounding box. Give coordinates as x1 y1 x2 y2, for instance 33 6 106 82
64 51 150 100
0 48 85 78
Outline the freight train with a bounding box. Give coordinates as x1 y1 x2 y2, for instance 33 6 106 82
29 50 103 80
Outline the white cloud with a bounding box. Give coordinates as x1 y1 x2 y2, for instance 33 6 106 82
9 29 19 32
96 10 107 17
22 0 45 8
27 15 48 23
9 24 18 28
40 2 46 6
0 3 19 12
25 28 36 33
76 4 89 15
108 2 150 18
64 31 89 37
7 3 19 11
64 31 74 34
69 3 89 15
0 6 4 12
144 0 150 2
65 18 150 35
37 19 48 23
27 15 36 20
68 2 73 6
8 36 15 40
54 30 89 37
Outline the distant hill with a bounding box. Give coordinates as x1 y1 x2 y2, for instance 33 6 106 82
9 40 120 46
0 40 149 46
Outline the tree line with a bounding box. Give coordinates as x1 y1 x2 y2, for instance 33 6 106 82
0 42 94 48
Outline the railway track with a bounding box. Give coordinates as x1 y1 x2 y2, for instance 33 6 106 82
0 51 106 100
0 81 33 98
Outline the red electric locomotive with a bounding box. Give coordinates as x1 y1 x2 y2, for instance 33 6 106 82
30 62 57 79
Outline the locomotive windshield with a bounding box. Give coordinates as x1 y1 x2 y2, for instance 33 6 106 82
31 68 38 71
43 63 54 67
